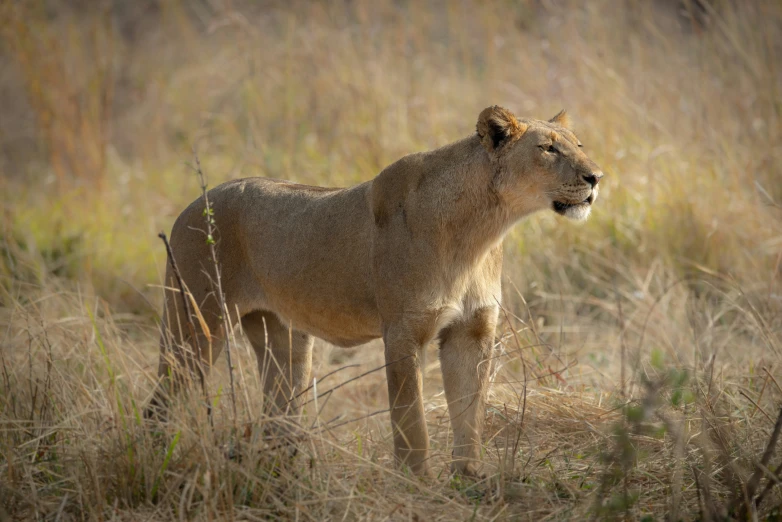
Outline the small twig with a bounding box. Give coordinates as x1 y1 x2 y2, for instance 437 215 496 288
613 279 632 521
497 300 528 477
494 359 578 386
706 352 717 401
158 232 211 424
747 407 782 496
315 407 391 433
191 152 238 425
54 492 68 522
695 417 719 521
691 464 709 522
754 457 782 507
291 364 361 402
753 460 782 488
762 366 781 396
297 355 414 408
658 412 685 521
158 233 192 330
730 406 782 516
750 372 771 419
739 389 773 423
615 281 627 400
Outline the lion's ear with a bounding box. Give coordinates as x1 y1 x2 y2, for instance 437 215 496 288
477 106 527 152
549 109 570 129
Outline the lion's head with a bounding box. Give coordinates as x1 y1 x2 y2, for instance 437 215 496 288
476 106 603 221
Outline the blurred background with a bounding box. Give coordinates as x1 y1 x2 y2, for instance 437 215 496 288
2 0 779 317
1 1 781 518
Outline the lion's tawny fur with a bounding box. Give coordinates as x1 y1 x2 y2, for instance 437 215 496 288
148 106 603 477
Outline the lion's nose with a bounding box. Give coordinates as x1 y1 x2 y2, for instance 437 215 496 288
583 171 603 187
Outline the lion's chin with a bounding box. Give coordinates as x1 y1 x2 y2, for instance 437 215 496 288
553 194 594 221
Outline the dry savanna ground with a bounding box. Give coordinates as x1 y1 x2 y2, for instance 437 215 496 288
1 1 781 520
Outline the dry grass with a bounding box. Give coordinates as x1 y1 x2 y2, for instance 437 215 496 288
1 0 781 519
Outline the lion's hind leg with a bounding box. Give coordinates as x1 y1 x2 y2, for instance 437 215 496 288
144 278 231 420
241 311 314 418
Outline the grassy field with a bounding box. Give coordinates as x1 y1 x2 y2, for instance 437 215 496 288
1 0 781 519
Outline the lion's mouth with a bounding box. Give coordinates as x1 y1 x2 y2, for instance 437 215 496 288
553 193 594 215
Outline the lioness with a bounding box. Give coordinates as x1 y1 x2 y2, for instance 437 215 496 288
148 106 603 477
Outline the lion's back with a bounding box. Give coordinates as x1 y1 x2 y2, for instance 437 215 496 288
169 176 382 343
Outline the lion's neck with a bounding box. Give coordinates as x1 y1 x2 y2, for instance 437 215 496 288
429 135 534 265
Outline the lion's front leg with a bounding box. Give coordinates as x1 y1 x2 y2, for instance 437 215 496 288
438 306 498 477
383 325 432 477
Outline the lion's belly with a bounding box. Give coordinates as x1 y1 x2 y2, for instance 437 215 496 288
263 283 383 347
279 306 382 348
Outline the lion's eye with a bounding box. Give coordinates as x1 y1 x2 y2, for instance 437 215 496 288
547 144 558 154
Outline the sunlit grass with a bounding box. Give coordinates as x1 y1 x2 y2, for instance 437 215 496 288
1 0 781 519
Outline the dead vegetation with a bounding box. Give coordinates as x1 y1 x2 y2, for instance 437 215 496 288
1 0 781 520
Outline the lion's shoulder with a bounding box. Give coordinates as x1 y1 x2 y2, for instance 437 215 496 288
369 153 426 227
